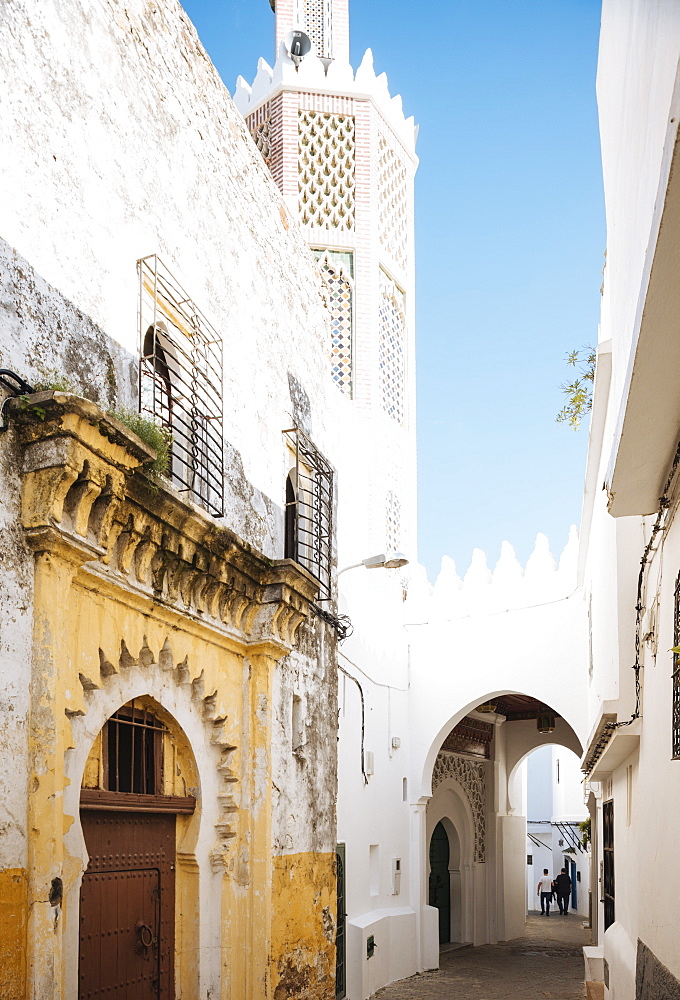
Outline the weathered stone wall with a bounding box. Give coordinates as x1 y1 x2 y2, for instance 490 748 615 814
636 940 680 1000
0 0 340 996
0 239 138 408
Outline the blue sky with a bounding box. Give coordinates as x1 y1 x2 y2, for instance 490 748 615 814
182 0 604 582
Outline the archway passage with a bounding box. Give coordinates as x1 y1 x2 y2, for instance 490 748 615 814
423 691 584 952
429 821 451 945
78 700 197 1000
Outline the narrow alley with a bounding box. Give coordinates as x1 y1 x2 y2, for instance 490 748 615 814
372 915 589 1000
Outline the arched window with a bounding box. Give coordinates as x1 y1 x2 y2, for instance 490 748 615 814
80 698 197 810
137 255 224 517
285 472 298 561
142 324 173 430
283 428 334 600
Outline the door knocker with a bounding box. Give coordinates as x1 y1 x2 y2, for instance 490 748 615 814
136 921 156 953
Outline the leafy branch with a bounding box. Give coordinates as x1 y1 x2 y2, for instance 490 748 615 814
556 347 596 430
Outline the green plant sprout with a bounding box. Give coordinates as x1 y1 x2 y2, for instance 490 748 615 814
556 347 596 430
108 409 173 480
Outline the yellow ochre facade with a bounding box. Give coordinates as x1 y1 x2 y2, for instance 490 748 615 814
1 393 337 999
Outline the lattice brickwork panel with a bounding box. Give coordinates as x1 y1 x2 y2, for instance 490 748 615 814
301 0 331 57
379 271 406 424
313 249 353 396
386 491 401 553
299 111 355 230
378 132 408 268
250 118 271 170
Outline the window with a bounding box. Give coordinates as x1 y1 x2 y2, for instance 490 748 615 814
386 491 401 555
602 799 615 930
104 702 166 795
301 0 333 58
285 473 298 560
378 269 406 425
673 571 680 757
138 254 224 517
312 249 353 397
283 427 334 600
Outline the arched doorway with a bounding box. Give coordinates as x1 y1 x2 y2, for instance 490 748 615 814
429 822 451 944
78 698 197 1000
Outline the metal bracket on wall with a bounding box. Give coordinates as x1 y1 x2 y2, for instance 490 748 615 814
0 370 34 432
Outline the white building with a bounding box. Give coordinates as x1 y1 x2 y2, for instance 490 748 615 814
525 746 589 917
234 7 599 996
235 5 420 997
579 1 680 997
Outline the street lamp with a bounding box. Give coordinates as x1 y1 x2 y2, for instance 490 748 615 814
338 552 409 576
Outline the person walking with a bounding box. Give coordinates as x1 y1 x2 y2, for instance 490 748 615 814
554 867 572 915
537 869 553 916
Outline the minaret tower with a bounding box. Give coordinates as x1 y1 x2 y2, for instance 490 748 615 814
273 0 350 64
235 0 418 562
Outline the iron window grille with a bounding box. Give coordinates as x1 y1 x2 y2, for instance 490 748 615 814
138 254 224 517
104 701 166 795
673 571 680 758
283 427 334 601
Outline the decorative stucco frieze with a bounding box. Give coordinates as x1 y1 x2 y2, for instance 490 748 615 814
13 392 318 658
432 750 487 863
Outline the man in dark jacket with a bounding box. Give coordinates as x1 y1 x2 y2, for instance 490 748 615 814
554 867 572 915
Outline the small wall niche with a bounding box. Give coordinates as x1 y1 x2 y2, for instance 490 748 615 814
369 844 379 896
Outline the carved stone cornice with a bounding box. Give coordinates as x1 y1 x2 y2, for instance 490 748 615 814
13 392 318 650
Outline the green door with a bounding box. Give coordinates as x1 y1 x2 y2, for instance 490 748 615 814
335 844 346 999
428 822 450 944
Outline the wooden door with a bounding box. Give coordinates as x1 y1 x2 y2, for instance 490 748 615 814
428 822 451 945
79 811 175 1000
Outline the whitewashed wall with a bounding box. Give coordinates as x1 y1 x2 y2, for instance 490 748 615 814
582 2 680 997
0 0 347 909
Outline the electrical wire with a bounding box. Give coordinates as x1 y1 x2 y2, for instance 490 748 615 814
584 436 680 774
338 663 369 785
403 588 580 628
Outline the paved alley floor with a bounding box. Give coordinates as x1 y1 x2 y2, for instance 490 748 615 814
372 913 590 1000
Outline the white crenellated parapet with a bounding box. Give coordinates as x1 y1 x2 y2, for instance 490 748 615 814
405 528 580 623
233 44 418 153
